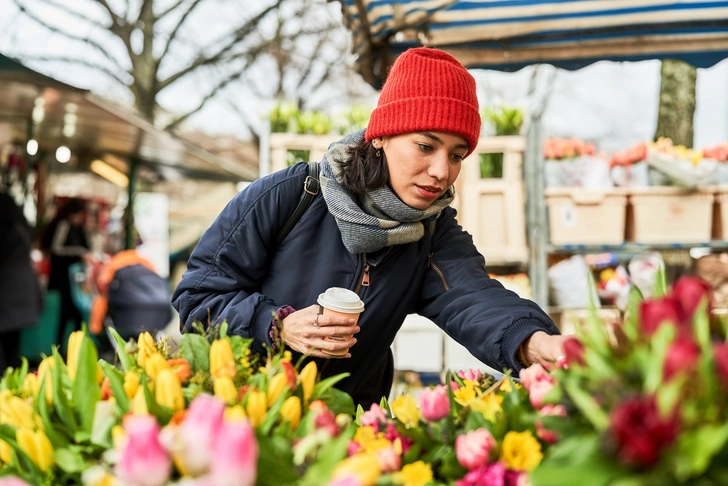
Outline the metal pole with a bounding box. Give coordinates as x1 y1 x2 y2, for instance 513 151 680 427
124 156 138 249
524 113 549 309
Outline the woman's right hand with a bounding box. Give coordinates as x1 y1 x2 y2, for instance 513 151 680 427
280 304 360 358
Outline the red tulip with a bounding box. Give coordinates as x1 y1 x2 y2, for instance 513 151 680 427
639 297 682 336
562 337 586 367
713 343 728 385
610 396 678 469
672 276 712 320
663 336 701 381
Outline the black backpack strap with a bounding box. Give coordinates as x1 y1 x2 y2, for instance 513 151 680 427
276 161 320 246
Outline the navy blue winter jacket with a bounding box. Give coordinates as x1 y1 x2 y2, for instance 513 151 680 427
172 154 559 407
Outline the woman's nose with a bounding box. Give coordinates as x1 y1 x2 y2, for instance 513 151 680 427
428 152 449 181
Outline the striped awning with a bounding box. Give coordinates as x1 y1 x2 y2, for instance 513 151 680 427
337 0 728 87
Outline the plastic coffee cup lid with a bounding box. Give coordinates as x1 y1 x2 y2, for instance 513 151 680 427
317 287 365 314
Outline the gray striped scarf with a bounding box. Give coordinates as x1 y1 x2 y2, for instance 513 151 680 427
320 131 454 254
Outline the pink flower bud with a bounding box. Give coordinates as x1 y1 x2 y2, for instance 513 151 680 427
376 445 402 473
457 369 483 382
210 420 258 486
360 404 387 427
116 415 171 486
176 394 225 476
520 364 555 409
455 428 496 470
663 336 700 380
0 478 32 486
419 385 450 422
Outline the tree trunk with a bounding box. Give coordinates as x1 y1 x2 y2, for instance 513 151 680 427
654 59 697 147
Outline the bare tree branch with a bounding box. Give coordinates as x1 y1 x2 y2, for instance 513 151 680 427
158 1 281 90
21 55 131 86
164 67 248 130
13 0 128 73
41 0 110 29
93 0 124 26
157 0 206 63
156 0 188 20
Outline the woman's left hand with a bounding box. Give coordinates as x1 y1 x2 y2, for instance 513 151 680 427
522 331 568 367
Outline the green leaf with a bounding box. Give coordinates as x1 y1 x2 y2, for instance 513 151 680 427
179 333 210 373
421 443 450 463
312 372 351 399
643 324 675 394
0 424 43 483
36 378 70 449
72 334 101 434
653 260 668 298
54 447 86 473
694 298 711 352
379 395 392 416
674 423 728 481
141 375 173 425
107 327 132 371
52 350 79 431
355 404 365 426
656 374 684 418
256 435 297 486
300 427 355 486
219 321 229 339
90 400 116 449
530 435 625 486
438 447 467 480
563 381 608 431
259 392 288 436
319 387 355 416
99 360 129 413
623 286 644 342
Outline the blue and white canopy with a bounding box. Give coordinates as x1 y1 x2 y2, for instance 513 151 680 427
337 0 728 86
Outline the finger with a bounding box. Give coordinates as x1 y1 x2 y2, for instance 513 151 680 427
309 337 356 353
311 325 360 337
301 304 321 315
315 315 358 327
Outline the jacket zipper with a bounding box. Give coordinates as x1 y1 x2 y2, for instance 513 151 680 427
427 252 450 291
355 254 370 294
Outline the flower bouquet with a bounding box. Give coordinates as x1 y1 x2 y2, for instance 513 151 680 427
530 273 728 485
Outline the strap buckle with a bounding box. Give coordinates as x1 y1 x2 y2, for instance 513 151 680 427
303 176 319 196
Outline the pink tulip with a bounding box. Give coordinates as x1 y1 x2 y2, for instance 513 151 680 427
539 404 567 417
116 415 171 486
458 369 483 382
175 394 225 476
419 385 450 422
456 428 496 470
384 423 413 454
0 478 31 486
505 470 529 486
347 440 361 456
455 461 505 486
327 477 363 486
210 419 258 486
376 445 402 473
360 404 387 427
519 364 555 409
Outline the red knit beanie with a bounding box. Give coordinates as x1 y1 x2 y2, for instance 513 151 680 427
365 47 481 155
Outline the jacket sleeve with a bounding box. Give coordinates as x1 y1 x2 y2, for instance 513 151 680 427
172 165 306 354
416 207 560 375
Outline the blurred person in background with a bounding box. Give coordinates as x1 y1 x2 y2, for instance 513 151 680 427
173 47 565 408
0 191 41 371
41 198 91 344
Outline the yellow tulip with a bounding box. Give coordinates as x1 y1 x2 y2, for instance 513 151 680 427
267 373 290 407
210 338 236 379
16 427 54 472
0 439 11 464
137 331 157 369
123 371 140 399
245 390 267 427
391 395 420 427
131 387 148 415
224 405 247 422
155 369 184 411
280 396 301 430
214 376 239 405
0 392 40 429
298 361 317 404
144 353 169 380
37 356 55 404
97 364 104 384
66 330 84 381
332 453 381 486
22 373 40 397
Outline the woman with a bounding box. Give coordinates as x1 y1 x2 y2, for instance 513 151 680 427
42 198 91 344
173 47 565 408
0 191 42 370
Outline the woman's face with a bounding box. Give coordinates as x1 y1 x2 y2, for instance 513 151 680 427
375 131 468 210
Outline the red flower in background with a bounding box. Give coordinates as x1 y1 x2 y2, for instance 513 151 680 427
610 396 679 469
562 337 586 367
672 277 712 320
639 297 683 336
713 343 728 385
663 336 701 381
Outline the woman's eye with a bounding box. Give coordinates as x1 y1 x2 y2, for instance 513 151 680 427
451 154 465 162
418 144 433 152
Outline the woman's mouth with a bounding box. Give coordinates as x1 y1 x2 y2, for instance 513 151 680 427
416 185 442 199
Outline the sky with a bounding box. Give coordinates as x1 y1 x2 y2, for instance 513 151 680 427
1 0 727 152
